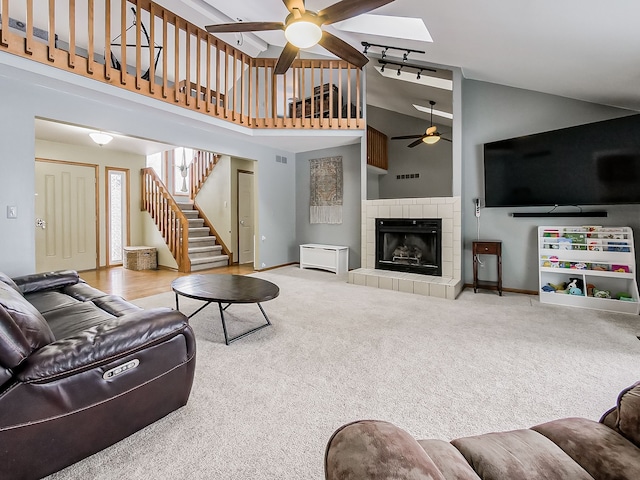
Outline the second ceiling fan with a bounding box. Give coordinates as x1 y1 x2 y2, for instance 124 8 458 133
391 101 451 148
205 0 395 74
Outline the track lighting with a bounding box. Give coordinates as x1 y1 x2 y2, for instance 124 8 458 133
377 60 436 79
360 42 425 61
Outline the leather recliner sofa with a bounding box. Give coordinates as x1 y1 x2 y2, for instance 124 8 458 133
325 381 640 479
0 270 196 479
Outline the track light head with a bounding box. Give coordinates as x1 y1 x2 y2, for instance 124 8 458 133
397 67 402 76
417 69 422 80
381 47 388 59
403 51 409 62
363 42 370 54
381 63 385 72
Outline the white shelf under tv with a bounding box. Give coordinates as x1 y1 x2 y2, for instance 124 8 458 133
538 226 640 315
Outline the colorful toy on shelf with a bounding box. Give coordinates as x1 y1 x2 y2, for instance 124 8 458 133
594 289 611 299
550 256 559 268
548 282 566 292
606 241 631 252
586 283 596 297
612 264 630 273
541 284 556 292
558 237 572 250
616 292 633 301
588 240 602 251
567 278 584 296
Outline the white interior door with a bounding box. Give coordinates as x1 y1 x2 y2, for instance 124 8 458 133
35 160 97 272
238 171 255 264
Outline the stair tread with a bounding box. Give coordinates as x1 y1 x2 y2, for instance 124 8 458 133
190 255 229 265
188 236 217 243
189 245 222 253
190 260 229 271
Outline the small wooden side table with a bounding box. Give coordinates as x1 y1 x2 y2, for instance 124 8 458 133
472 240 502 296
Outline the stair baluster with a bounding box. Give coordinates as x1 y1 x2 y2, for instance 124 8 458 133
141 168 191 272
190 150 219 200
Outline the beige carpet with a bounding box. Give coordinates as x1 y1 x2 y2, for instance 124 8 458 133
49 266 640 479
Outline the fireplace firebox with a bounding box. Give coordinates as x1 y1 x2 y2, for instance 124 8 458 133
375 218 442 276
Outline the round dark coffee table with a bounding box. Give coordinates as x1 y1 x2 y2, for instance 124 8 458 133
171 274 279 345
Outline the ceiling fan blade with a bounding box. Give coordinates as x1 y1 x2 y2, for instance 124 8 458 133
391 135 423 140
319 0 395 25
408 138 425 148
318 31 369 68
274 43 299 75
282 0 305 14
205 22 285 33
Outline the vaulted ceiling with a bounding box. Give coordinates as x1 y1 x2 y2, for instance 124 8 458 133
167 0 640 115
31 1 640 153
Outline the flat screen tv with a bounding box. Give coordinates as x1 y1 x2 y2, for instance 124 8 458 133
483 114 640 207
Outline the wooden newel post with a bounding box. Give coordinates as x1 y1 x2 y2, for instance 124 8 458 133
180 218 190 272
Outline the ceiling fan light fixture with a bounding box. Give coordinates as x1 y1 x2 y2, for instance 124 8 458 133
422 135 440 145
89 132 113 146
284 19 322 49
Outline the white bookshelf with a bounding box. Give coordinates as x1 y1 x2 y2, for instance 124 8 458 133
538 226 639 314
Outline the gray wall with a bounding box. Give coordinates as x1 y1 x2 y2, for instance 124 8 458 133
461 79 639 291
367 105 453 199
295 143 362 269
0 54 296 276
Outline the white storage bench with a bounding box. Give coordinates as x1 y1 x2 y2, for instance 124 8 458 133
299 244 349 275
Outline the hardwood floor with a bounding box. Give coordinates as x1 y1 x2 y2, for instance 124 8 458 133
80 264 256 300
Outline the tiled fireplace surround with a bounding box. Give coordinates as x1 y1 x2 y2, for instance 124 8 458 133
348 197 463 300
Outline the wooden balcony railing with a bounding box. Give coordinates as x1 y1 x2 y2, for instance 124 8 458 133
0 0 364 130
141 167 190 272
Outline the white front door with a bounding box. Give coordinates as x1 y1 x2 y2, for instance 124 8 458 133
238 171 255 264
35 160 98 272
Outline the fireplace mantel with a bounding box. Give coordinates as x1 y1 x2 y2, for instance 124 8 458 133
349 197 463 300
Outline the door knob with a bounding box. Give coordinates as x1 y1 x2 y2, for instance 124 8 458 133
240 220 245 225
36 218 46 229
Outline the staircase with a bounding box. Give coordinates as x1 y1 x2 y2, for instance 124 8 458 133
177 201 229 271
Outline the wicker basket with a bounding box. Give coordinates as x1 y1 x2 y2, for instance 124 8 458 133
123 246 157 271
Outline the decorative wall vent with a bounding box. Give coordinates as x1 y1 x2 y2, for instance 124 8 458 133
396 173 420 180
276 155 288 164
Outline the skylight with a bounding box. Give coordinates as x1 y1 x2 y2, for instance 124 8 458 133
413 104 453 119
333 15 432 43
374 66 453 91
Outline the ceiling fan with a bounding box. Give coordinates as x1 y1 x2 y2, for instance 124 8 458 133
391 101 452 148
205 0 395 74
